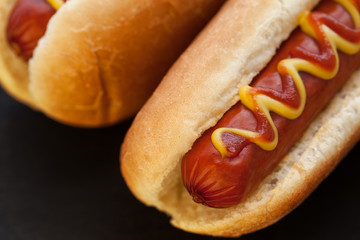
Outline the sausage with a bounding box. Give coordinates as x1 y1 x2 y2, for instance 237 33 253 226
181 0 360 208
6 0 65 60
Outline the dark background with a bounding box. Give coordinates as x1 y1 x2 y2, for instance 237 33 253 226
1 87 360 240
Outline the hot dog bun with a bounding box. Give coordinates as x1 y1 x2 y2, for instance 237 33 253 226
120 0 360 236
0 0 224 127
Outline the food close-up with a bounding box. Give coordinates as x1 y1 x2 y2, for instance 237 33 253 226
1 0 360 239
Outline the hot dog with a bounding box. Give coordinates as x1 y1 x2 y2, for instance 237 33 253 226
0 0 224 126
121 0 360 237
182 0 360 208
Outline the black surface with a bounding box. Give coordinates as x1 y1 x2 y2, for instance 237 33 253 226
1 86 360 240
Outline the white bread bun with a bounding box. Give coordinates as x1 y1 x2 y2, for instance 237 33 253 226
0 0 223 127
120 0 360 236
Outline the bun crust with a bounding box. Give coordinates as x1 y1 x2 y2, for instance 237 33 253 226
121 0 360 236
0 0 224 126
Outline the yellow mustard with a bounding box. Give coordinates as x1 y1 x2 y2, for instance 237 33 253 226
212 0 360 158
46 0 64 10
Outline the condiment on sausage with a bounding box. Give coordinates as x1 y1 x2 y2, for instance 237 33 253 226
6 0 65 61
182 0 360 208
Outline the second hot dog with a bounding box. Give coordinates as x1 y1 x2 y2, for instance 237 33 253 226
0 0 224 126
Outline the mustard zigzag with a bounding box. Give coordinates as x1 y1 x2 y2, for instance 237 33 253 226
212 0 360 158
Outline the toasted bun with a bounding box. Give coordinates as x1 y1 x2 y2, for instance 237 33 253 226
120 0 360 237
0 0 223 127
